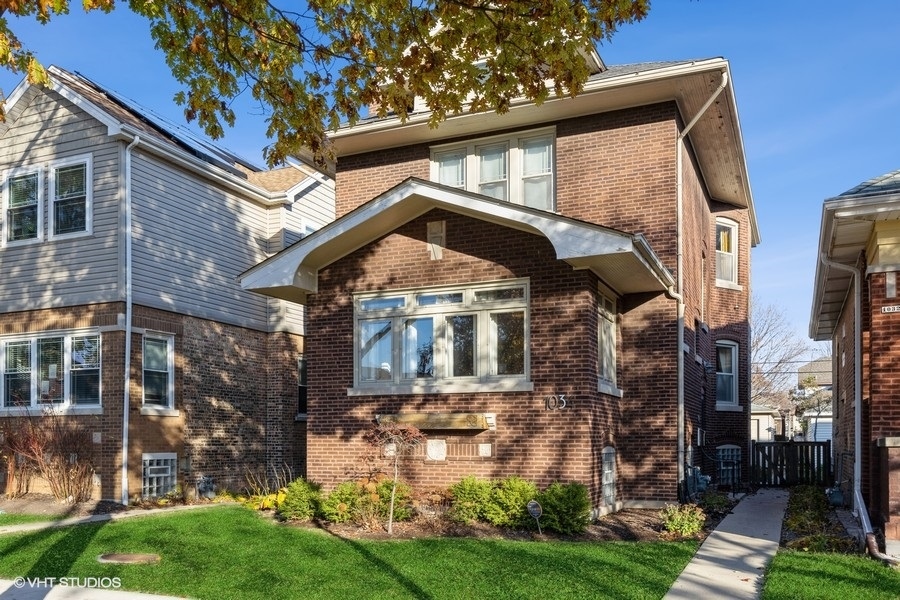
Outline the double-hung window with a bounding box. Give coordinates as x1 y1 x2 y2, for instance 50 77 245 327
143 335 174 408
431 128 555 211
715 218 738 287
0 333 101 408
715 340 739 406
4 168 42 244
355 280 529 391
598 292 617 392
50 156 91 238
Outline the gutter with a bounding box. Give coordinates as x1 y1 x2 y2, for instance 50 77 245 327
674 70 728 501
121 135 140 505
819 253 899 565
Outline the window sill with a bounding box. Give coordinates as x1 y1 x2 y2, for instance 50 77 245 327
140 406 180 417
295 413 308 422
0 405 102 417
349 380 534 396
49 230 92 242
715 403 744 412
598 382 623 397
715 280 744 292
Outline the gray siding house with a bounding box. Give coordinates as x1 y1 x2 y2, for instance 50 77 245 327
0 66 333 502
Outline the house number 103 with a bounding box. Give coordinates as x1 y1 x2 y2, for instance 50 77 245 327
545 395 567 410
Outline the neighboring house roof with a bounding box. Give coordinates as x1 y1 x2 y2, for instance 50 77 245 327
810 168 900 339
1 66 313 205
798 357 833 387
239 177 675 303
331 57 758 246
751 404 781 416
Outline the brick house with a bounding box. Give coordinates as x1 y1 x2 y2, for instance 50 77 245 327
0 67 333 502
810 168 900 540
242 54 758 511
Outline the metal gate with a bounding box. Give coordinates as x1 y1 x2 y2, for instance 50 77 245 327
750 441 832 486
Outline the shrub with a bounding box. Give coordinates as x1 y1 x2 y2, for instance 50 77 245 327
660 503 706 538
697 490 734 513
320 481 362 524
537 482 591 535
483 476 538 528
319 477 414 527
448 476 493 524
277 478 322 522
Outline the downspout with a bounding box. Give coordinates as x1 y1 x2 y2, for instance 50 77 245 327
121 135 140 505
673 71 728 501
819 254 897 564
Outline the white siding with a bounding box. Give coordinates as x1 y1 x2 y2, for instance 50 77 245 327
130 152 274 331
284 177 335 246
0 89 122 311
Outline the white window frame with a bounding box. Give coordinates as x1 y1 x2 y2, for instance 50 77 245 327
2 165 43 246
351 280 532 395
49 154 92 240
142 334 175 410
0 330 102 412
430 127 556 211
715 217 740 289
598 289 619 395
715 340 739 408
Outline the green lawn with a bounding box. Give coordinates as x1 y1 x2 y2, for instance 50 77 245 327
0 513 57 526
0 506 696 599
2 505 898 599
762 550 900 600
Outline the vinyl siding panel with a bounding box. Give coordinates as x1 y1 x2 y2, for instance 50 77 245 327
129 151 273 330
0 87 122 311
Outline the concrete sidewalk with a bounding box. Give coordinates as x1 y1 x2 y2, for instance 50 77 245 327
665 487 789 600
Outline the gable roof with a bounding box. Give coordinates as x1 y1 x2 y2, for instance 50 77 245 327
330 57 758 246
240 177 674 303
810 168 900 339
1 66 315 205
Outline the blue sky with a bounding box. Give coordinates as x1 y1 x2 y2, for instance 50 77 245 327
1 1 898 347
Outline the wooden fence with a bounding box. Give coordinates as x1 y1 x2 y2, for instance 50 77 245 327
750 441 832 486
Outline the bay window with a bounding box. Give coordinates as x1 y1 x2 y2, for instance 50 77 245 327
1 333 101 408
431 128 555 211
355 281 529 391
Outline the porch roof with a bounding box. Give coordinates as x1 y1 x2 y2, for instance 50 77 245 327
239 178 674 303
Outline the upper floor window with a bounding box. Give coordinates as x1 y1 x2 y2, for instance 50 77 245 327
431 128 555 211
4 168 42 243
0 332 101 408
354 280 529 391
715 340 739 406
715 218 738 287
143 334 174 409
50 157 91 238
2 154 92 245
598 291 617 392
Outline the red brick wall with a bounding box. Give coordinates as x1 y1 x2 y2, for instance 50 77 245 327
0 303 302 501
306 212 608 496
325 104 752 504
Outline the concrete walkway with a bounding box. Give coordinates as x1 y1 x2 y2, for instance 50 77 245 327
665 487 789 600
